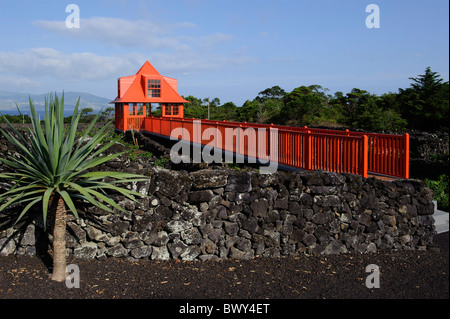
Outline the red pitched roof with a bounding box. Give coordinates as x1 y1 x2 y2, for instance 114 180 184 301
112 61 188 104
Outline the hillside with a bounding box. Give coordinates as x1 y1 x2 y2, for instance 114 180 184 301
0 90 112 112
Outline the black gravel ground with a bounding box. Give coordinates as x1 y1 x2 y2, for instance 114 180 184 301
0 232 448 316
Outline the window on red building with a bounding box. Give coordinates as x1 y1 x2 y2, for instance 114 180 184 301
137 103 144 115
148 79 161 98
172 104 179 115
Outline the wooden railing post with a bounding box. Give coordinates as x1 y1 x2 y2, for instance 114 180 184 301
123 103 129 131
268 124 273 163
215 121 219 149
403 133 410 179
269 125 277 163
362 135 368 178
306 130 312 170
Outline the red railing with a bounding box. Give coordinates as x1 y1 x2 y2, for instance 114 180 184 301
270 126 409 178
122 116 409 179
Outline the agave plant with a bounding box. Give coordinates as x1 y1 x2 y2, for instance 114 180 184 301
0 93 147 282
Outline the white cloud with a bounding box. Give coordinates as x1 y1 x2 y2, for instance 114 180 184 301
0 17 254 92
0 75 41 91
32 16 200 50
0 48 142 81
32 16 238 60
145 45 259 77
22 16 256 79
0 46 255 88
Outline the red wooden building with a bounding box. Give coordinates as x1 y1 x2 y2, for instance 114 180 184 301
112 60 189 132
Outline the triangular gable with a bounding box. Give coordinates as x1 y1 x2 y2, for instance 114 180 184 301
135 60 161 77
112 61 188 104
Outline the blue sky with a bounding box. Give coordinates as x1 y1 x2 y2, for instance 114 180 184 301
0 0 448 106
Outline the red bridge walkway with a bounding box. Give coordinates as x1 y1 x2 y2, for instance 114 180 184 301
112 61 409 179
115 116 409 179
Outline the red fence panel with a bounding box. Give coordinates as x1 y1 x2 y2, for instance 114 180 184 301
118 116 405 179
127 117 145 131
364 133 409 178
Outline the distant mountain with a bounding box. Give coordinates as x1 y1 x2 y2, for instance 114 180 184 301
0 90 113 112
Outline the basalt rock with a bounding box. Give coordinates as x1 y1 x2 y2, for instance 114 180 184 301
1 166 437 261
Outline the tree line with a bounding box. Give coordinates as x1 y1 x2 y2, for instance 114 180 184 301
2 67 447 133
182 67 449 133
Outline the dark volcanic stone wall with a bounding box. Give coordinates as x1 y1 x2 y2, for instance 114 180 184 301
0 167 437 260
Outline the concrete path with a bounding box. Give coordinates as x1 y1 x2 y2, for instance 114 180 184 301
433 201 449 234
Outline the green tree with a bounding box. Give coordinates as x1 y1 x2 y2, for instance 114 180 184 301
258 98 284 124
0 94 146 282
211 101 237 121
80 107 94 123
252 86 286 123
336 88 368 126
151 103 162 116
0 114 31 124
102 106 115 120
237 100 260 122
398 67 449 131
377 93 407 131
281 85 329 125
256 85 286 101
183 95 206 119
332 88 406 132
81 107 93 116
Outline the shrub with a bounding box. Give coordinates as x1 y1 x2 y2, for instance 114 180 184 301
426 174 449 212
